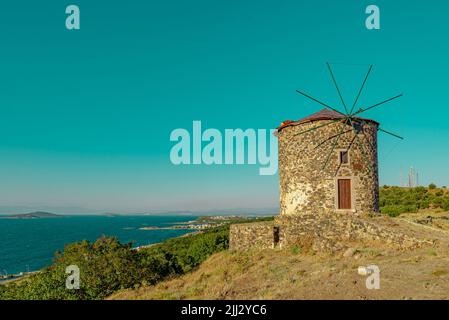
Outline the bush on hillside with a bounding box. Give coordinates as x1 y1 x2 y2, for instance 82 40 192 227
380 204 418 217
0 226 230 300
444 200 449 211
0 237 140 300
139 226 229 273
379 185 449 216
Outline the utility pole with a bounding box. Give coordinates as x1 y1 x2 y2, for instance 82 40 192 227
408 166 417 188
408 167 412 187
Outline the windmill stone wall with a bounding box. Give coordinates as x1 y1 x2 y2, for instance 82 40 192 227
277 114 380 216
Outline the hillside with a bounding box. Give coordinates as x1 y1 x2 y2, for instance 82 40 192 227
379 185 449 216
110 210 449 300
0 211 62 219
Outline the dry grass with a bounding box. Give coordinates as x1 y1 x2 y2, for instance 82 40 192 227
109 212 449 300
399 209 449 232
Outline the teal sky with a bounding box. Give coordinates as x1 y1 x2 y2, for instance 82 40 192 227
1 1 449 213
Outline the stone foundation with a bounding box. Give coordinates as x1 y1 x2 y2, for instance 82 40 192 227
229 213 429 252
229 221 276 250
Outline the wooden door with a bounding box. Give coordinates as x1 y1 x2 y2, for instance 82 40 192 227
338 179 352 209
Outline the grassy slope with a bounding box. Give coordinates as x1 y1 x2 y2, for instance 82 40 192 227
111 210 449 300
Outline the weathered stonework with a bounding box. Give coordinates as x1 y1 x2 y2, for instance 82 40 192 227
229 214 429 252
229 222 275 250
277 111 379 216
274 214 428 252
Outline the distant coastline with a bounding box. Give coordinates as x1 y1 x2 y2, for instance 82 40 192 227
0 214 260 281
0 211 62 219
139 215 247 231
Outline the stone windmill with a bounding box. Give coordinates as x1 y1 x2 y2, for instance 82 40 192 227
277 63 403 216
229 63 405 251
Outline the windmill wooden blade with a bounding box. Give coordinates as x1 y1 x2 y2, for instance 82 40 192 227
293 117 345 137
353 94 403 117
295 90 345 116
349 118 373 174
378 127 404 140
314 128 353 149
292 64 403 175
326 62 349 114
357 118 404 140
349 65 372 115
321 121 349 169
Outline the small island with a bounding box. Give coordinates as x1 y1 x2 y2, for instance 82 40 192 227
0 211 62 219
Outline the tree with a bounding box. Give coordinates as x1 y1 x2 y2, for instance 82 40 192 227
0 237 141 300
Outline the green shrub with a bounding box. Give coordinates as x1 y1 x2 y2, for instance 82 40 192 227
379 185 449 214
431 197 444 207
0 237 140 300
414 186 427 193
291 245 301 254
380 204 418 217
0 226 230 300
418 199 430 209
429 183 437 189
443 200 449 211
140 226 229 273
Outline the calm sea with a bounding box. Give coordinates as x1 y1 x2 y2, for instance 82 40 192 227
0 215 197 275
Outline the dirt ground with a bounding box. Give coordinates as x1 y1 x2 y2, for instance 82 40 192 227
110 211 449 300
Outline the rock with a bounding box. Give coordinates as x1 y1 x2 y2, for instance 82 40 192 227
343 248 356 257
358 266 369 275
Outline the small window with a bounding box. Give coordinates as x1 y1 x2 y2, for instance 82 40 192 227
340 151 349 164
